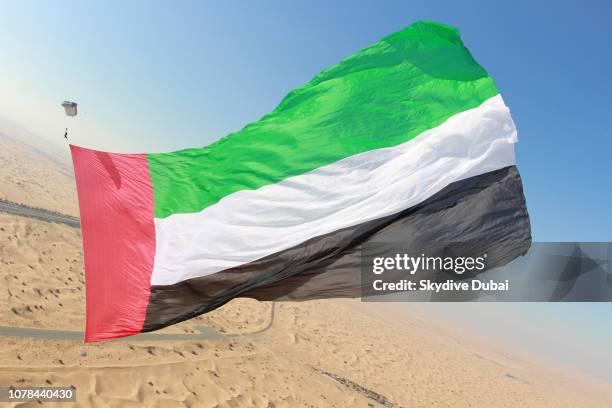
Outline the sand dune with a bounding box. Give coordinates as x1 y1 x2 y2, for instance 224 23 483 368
2 132 612 406
0 133 78 216
2 292 612 407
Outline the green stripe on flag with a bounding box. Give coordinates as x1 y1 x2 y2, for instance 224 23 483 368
147 21 499 218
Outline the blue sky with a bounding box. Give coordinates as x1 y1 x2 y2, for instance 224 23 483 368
1 0 611 379
1 0 611 241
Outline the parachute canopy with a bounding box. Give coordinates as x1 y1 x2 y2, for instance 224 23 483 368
61 101 78 117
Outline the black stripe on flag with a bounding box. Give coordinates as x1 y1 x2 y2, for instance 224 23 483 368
143 166 531 332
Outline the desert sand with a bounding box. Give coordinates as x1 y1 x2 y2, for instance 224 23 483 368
0 133 78 217
1 132 612 407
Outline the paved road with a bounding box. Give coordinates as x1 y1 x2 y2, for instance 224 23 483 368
0 325 223 342
0 199 80 228
0 303 275 342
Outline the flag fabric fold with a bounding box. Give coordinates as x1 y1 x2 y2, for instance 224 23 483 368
71 20 531 342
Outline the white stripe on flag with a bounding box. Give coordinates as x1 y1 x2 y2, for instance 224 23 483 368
151 95 517 285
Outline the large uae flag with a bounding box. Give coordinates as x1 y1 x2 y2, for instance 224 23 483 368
71 21 531 342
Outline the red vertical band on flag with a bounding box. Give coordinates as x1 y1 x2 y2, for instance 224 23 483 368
70 145 156 342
